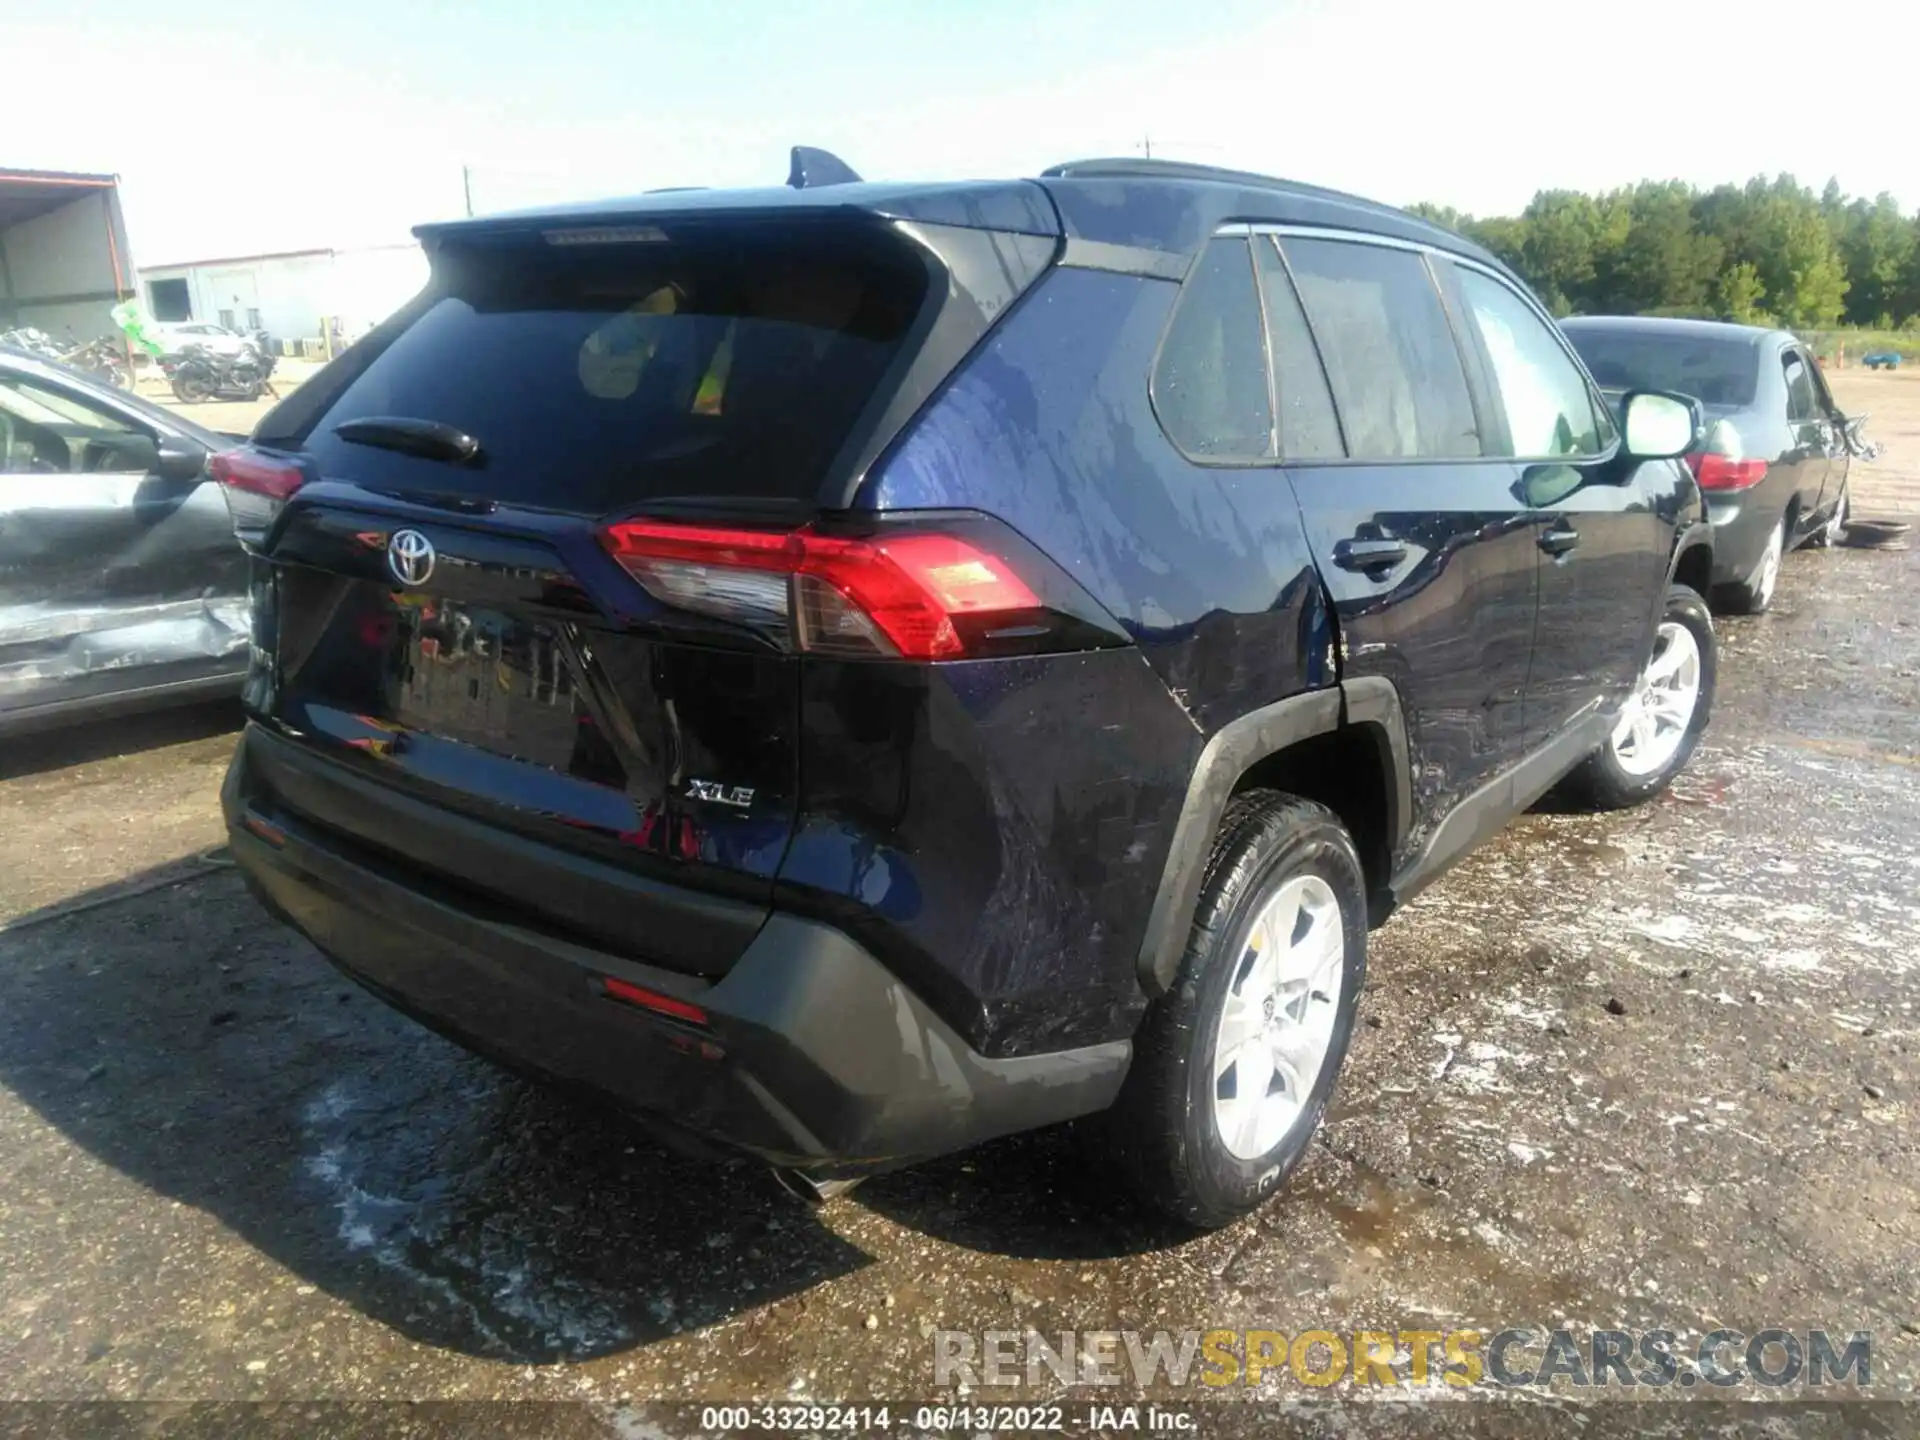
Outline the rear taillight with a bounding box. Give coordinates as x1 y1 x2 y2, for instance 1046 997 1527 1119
1686 452 1769 492
599 516 1117 660
210 447 306 547
1685 419 1767 493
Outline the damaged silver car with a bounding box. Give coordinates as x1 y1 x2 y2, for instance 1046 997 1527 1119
1 347 249 736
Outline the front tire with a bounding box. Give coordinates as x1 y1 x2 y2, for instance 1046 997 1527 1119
1567 583 1715 811
1111 791 1366 1229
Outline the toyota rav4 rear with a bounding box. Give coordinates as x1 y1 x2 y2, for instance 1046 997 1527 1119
220 158 1714 1226
218 180 1197 1194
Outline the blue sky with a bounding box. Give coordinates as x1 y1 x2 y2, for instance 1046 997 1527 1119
10 0 1915 264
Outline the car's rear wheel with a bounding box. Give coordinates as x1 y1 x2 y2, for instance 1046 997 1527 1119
1719 518 1783 614
1110 791 1366 1228
1567 583 1715 810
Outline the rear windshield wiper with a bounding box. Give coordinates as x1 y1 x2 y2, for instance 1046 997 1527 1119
332 416 484 467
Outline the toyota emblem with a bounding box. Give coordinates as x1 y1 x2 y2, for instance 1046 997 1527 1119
387 529 436 587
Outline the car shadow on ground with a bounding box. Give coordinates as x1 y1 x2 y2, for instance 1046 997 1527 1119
852 1126 1195 1262
0 698 243 780
0 861 1185 1366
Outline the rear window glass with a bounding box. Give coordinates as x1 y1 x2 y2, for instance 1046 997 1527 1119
1562 327 1759 408
1252 237 1344 460
1281 238 1481 461
291 231 927 514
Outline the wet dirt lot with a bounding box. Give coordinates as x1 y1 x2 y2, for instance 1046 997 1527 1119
3 407 1918 1436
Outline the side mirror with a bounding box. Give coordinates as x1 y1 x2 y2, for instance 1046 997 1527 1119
1620 390 1703 462
155 433 210 484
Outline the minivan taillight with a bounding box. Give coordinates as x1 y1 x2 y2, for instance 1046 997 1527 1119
598 517 1120 660
210 447 307 546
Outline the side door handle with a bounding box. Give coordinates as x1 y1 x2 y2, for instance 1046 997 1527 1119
1538 525 1580 556
1332 538 1409 574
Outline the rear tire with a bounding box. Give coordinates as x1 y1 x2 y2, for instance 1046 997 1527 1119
1717 517 1783 614
1110 791 1366 1229
1566 584 1715 811
171 372 213 404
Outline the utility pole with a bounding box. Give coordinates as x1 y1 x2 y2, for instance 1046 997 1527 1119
462 164 474 218
1142 136 1153 159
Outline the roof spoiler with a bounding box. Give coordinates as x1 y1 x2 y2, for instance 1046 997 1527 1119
788 146 862 190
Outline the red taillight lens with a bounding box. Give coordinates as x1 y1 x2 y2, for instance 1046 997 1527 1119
601 975 709 1027
210 447 306 546
210 448 305 499
1686 452 1769 492
599 520 1044 660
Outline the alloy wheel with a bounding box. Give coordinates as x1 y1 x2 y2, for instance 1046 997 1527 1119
1755 523 1783 607
1211 874 1345 1161
1609 620 1703 778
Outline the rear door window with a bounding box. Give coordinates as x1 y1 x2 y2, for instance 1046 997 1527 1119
1281 238 1481 460
288 230 928 515
1782 351 1818 421
1152 236 1275 461
1455 267 1607 458
1252 238 1344 460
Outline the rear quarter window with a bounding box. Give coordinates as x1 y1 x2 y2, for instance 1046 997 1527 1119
1152 236 1274 462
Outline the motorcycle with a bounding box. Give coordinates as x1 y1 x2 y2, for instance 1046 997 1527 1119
163 343 277 403
0 326 64 360
62 336 132 389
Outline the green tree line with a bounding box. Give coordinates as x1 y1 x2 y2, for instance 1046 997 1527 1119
1410 176 1920 330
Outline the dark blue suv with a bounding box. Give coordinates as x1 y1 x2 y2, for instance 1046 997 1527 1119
217 153 1718 1226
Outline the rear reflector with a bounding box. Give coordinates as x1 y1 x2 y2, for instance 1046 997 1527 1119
601 975 710 1026
1687 453 1769 492
600 520 1043 660
241 813 287 847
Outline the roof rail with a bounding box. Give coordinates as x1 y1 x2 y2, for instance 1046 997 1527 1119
1041 157 1303 189
1040 157 1450 234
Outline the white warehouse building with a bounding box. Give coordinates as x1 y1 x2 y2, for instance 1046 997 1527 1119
137 241 429 351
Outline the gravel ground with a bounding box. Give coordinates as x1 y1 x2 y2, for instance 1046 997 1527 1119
1 469 1916 1437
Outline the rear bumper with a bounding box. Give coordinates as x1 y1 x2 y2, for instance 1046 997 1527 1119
223 725 1129 1173
1705 492 1783 588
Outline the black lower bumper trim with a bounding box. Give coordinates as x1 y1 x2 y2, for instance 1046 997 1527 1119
223 730 1130 1171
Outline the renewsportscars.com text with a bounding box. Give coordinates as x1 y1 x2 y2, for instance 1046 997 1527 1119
933 1326 1873 1391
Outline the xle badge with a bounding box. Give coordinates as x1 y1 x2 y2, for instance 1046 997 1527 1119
686 780 755 808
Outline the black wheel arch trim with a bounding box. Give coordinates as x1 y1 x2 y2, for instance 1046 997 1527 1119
1668 520 1714 588
1137 680 1412 996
